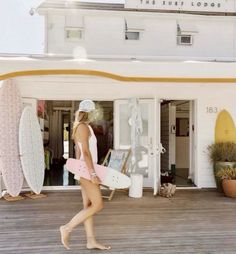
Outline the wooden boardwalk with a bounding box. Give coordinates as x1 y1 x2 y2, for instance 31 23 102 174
1 189 236 254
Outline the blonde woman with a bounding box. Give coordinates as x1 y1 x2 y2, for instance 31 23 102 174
60 100 111 250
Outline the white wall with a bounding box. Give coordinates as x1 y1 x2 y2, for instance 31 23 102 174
176 137 189 168
14 74 236 188
44 10 236 60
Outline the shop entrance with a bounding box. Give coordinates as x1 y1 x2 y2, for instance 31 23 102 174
38 100 113 187
160 100 196 187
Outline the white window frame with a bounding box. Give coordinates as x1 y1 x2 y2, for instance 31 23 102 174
125 30 141 41
124 17 144 42
177 34 193 46
65 27 84 42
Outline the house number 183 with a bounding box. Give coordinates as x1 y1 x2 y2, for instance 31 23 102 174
206 107 218 113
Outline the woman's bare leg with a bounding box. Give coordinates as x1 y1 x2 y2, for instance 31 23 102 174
60 178 110 250
81 185 95 240
80 183 111 250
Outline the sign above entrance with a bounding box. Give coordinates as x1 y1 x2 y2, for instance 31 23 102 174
125 0 235 13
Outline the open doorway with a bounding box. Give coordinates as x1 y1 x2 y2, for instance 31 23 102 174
38 100 114 187
160 100 195 187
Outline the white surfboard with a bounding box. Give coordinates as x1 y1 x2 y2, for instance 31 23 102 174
19 106 45 194
0 79 24 197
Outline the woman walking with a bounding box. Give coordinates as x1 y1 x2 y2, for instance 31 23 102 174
60 100 111 250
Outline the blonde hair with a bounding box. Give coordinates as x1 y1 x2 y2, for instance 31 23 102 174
72 111 90 140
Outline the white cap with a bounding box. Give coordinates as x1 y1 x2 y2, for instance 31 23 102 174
78 100 95 112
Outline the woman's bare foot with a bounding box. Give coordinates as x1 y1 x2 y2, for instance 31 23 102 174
60 225 71 250
87 240 111 250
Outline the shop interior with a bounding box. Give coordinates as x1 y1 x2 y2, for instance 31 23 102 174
38 100 113 186
160 100 195 187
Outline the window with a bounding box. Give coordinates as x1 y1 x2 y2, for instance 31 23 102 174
125 31 140 40
125 17 144 41
65 27 83 41
65 15 84 41
176 21 197 46
177 35 193 45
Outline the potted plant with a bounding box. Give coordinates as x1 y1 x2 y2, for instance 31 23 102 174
207 142 236 191
216 167 236 197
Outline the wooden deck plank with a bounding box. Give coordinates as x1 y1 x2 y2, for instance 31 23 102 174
1 189 236 253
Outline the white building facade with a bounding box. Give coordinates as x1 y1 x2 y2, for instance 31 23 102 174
2 0 236 195
38 0 236 61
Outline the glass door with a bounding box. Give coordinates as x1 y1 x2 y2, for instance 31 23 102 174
114 99 155 187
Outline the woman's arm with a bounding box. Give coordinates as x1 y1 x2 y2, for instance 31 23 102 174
74 144 81 160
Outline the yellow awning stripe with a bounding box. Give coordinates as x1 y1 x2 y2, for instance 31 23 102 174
0 69 236 83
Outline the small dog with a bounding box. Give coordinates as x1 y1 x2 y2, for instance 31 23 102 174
159 183 176 198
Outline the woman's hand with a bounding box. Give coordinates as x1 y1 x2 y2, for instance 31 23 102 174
91 174 101 185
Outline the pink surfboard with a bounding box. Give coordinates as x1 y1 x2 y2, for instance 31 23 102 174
0 79 24 197
65 158 131 189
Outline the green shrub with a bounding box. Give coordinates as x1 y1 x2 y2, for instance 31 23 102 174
207 142 236 162
216 167 236 180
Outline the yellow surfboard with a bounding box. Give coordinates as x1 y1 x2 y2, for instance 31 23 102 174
215 109 236 143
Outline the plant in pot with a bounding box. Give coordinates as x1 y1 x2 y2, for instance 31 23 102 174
207 142 236 191
216 167 236 197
